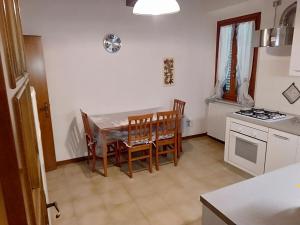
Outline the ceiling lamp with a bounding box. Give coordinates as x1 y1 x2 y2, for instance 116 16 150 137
133 0 180 16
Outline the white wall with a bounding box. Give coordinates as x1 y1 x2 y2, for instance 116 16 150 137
20 0 216 161
210 0 300 114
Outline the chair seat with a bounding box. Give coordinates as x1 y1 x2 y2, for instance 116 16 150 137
121 132 155 147
122 133 175 147
158 133 174 140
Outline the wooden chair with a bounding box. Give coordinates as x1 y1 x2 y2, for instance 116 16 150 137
154 111 178 170
80 110 118 172
173 99 186 156
123 114 154 178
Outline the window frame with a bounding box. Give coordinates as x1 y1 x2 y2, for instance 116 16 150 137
215 12 261 102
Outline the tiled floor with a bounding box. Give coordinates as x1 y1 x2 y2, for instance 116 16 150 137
47 136 251 225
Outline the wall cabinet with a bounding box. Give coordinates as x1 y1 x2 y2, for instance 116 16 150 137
290 0 300 76
265 129 299 172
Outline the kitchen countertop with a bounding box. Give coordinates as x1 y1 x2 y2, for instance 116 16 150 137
229 113 300 136
200 163 300 225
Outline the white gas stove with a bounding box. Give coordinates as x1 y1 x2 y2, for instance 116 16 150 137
235 108 289 122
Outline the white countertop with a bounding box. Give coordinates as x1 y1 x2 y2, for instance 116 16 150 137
201 164 300 225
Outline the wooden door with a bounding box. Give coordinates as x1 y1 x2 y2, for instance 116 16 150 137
24 35 57 171
0 0 49 225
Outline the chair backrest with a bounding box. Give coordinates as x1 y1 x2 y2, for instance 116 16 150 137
173 99 186 116
80 109 93 143
156 111 178 140
128 114 153 146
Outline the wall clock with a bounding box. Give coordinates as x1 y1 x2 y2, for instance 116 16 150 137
103 34 121 53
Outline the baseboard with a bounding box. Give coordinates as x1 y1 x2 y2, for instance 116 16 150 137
56 133 208 167
182 132 207 140
206 135 225 144
56 156 87 167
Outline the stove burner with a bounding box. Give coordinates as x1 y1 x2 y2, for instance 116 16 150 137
235 108 287 121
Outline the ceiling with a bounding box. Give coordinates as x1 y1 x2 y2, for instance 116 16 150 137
200 0 250 11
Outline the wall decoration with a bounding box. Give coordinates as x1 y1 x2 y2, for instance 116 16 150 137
163 58 174 86
103 34 121 53
282 82 300 104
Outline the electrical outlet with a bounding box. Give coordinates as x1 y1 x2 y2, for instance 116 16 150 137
186 119 192 127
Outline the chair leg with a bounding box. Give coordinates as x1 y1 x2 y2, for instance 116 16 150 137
87 150 90 165
155 145 159 171
174 142 178 167
114 142 120 167
92 152 96 172
179 133 183 152
128 150 133 178
149 146 153 173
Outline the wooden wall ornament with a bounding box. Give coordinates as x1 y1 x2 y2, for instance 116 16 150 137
163 58 174 86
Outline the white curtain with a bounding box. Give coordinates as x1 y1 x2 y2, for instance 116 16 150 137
236 21 255 106
213 25 234 99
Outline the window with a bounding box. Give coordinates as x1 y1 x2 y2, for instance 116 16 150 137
215 13 261 102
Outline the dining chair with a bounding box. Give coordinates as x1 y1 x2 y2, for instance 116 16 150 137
80 109 118 172
122 114 154 178
154 111 178 170
173 99 186 156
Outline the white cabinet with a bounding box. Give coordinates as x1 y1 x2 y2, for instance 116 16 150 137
265 129 299 172
290 0 300 76
297 138 300 162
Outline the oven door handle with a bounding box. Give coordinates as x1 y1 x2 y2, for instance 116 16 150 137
273 134 289 141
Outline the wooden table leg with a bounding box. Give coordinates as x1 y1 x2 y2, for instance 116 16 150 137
100 130 108 177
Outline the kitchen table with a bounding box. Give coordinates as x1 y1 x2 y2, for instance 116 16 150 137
90 107 164 177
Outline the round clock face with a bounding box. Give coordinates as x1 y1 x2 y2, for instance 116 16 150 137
103 34 121 53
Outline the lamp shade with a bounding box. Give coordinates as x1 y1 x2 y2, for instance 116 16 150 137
133 0 180 15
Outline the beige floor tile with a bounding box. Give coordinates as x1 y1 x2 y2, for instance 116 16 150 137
123 178 157 199
47 136 250 225
50 201 75 221
73 194 105 215
134 195 169 215
69 182 100 200
146 209 185 225
101 188 132 210
159 186 193 205
170 200 203 223
47 167 65 182
77 207 111 225
107 201 145 224
48 188 73 204
52 217 79 225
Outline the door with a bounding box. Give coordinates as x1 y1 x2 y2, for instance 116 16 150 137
265 129 299 173
23 35 57 171
228 131 267 176
0 0 49 224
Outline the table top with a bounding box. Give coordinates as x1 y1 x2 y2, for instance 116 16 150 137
90 107 164 131
201 163 300 225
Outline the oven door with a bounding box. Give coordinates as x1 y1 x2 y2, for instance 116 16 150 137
228 131 266 176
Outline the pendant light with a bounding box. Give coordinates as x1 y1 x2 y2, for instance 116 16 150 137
133 0 180 16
